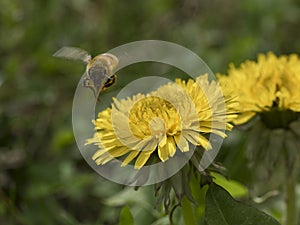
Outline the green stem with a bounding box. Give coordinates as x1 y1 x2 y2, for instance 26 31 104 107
182 197 197 225
283 136 300 225
285 169 298 225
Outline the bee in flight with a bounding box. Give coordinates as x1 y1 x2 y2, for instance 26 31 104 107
53 46 119 99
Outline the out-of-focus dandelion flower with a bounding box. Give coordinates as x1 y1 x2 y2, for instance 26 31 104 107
217 53 300 170
86 74 237 169
217 52 300 126
217 53 300 224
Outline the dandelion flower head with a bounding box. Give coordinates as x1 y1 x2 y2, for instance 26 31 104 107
86 74 237 169
217 52 300 125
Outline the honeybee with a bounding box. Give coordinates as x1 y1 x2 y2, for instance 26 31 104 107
53 46 119 99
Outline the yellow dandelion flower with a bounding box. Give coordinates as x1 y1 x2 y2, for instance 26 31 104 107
218 53 300 225
86 74 237 169
217 52 300 125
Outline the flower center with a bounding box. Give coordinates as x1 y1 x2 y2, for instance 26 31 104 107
260 109 300 129
128 96 182 139
149 117 166 138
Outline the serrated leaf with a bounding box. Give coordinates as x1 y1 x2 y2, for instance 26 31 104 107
120 206 134 225
205 184 280 225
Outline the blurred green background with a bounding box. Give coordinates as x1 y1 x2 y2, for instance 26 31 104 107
1 0 300 224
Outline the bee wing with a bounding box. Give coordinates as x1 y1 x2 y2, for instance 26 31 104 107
53 46 91 63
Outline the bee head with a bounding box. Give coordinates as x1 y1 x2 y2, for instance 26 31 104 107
83 66 108 98
83 53 118 99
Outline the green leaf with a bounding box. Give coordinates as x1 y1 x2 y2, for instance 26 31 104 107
120 206 134 225
181 197 197 225
150 216 169 225
205 184 281 225
211 172 248 198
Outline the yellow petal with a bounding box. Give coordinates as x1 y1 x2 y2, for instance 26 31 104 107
158 144 169 162
197 135 212 150
233 112 257 125
94 153 113 165
92 149 108 160
167 136 176 157
183 130 212 149
121 151 140 167
134 139 157 169
108 146 131 158
134 151 152 169
174 135 189 152
159 134 167 147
